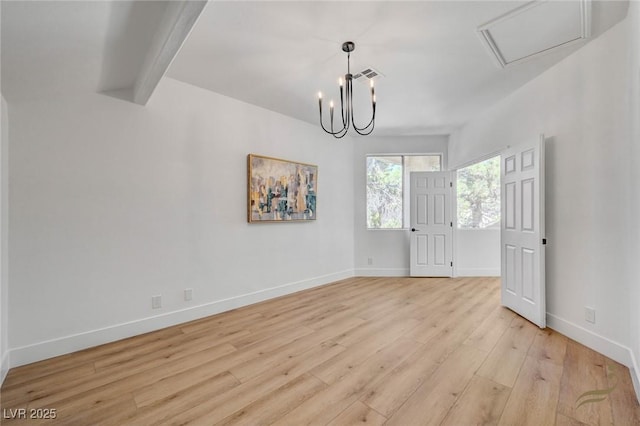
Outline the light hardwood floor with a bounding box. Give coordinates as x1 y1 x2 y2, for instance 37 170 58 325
2 277 639 425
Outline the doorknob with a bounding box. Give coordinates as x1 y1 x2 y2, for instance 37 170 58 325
411 228 420 232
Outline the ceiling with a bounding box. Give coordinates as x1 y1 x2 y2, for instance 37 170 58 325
1 1 630 136
1 1 170 101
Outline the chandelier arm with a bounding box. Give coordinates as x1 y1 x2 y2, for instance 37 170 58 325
340 84 348 127
351 101 376 132
352 110 375 131
333 81 349 135
331 96 348 139
352 120 375 136
320 121 347 136
335 91 351 135
349 74 376 132
346 80 352 128
332 127 349 139
319 103 348 136
352 107 376 135
320 117 347 135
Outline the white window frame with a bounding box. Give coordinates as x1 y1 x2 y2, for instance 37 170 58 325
366 153 443 230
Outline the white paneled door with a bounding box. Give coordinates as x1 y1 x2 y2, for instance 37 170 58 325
410 172 453 277
501 135 546 328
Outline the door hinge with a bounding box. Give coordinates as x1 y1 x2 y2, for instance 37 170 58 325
542 238 547 245
450 261 453 267
450 182 453 187
450 222 453 227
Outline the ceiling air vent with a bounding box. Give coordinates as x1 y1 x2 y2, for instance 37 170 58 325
478 0 591 68
353 67 384 84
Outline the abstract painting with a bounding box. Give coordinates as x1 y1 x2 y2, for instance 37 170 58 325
247 154 317 222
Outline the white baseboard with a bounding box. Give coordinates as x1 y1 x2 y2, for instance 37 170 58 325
1 350 8 385
629 349 640 404
8 269 355 368
354 268 409 277
354 267 501 278
455 268 500 277
546 313 632 366
547 313 640 404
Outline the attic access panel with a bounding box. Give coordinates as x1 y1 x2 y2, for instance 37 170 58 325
478 0 591 68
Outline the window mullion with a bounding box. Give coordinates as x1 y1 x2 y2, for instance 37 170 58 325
402 155 406 229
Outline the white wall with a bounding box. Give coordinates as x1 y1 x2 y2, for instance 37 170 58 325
449 18 634 365
627 0 640 398
7 77 355 366
1 95 8 383
455 228 500 276
353 135 448 276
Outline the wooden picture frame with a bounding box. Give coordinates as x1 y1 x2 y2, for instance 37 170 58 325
247 154 317 223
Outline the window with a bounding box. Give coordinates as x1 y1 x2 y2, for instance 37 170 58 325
366 155 441 229
457 156 500 229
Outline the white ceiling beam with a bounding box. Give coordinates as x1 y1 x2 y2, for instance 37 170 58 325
132 0 208 105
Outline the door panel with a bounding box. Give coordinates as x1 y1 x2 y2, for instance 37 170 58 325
505 183 516 229
434 194 446 224
522 149 535 169
434 235 446 265
417 194 428 224
501 135 546 328
505 245 516 293
522 179 534 231
417 235 428 265
410 171 453 277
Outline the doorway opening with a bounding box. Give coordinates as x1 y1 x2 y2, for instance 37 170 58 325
455 155 501 277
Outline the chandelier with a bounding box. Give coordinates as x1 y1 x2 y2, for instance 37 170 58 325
317 41 376 138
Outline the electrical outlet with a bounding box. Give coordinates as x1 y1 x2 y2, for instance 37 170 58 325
585 307 596 324
367 257 373 265
152 295 162 309
184 288 193 301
